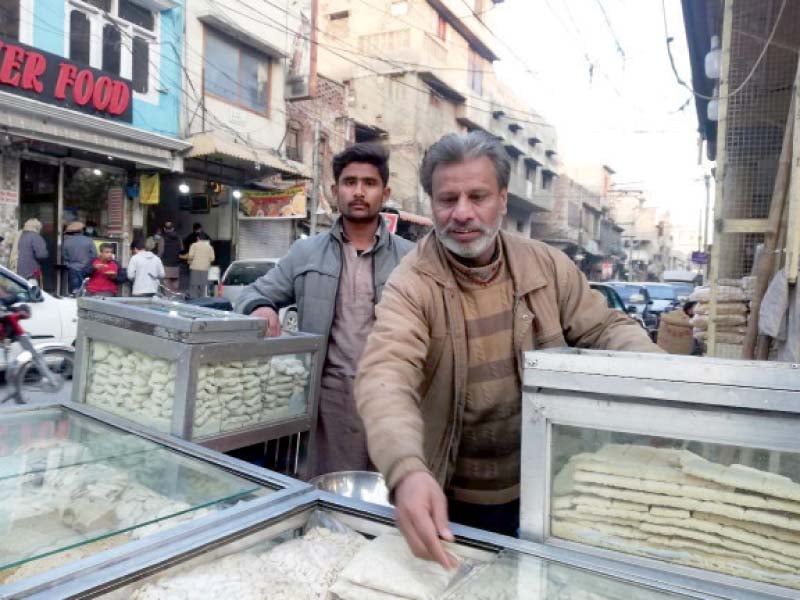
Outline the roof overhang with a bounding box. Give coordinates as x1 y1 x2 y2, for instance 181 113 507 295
504 143 523 158
186 132 311 178
198 14 287 60
426 0 498 61
419 72 466 103
0 91 189 171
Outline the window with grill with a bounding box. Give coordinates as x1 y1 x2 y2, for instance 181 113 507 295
69 11 92 65
204 30 270 114
285 127 301 161
468 49 483 95
67 1 157 98
0 0 20 40
102 24 121 76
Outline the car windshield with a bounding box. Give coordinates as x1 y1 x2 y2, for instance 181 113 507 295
611 284 643 302
670 282 694 297
646 285 677 300
0 271 29 302
223 262 275 286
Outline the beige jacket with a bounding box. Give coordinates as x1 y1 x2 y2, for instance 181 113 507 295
355 232 660 492
187 240 215 271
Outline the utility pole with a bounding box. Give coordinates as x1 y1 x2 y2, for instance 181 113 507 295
703 173 711 251
309 120 321 236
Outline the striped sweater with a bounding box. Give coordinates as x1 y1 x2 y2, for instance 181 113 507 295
445 243 521 505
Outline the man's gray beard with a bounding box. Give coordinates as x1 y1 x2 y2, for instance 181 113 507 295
434 214 503 259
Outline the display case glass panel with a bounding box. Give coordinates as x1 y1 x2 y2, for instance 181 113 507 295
95 508 697 600
0 407 267 585
192 352 313 439
550 425 800 591
83 340 177 434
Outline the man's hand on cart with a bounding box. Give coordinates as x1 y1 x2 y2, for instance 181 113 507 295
394 470 459 570
251 306 281 337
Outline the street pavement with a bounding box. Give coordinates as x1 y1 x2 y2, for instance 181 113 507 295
0 379 72 407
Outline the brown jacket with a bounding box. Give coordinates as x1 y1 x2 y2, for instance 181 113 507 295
355 231 660 492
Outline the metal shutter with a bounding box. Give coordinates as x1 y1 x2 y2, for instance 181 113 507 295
237 218 295 259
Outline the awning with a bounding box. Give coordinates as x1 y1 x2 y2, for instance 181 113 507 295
186 132 311 179
399 211 433 227
419 72 465 104
0 91 190 171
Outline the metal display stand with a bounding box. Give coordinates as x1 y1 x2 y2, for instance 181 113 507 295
519 348 800 600
72 298 324 473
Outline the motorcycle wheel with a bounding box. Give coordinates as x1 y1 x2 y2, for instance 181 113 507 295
15 348 74 393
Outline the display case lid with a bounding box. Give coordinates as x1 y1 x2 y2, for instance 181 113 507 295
77 297 266 341
6 492 763 600
523 349 800 413
0 404 302 584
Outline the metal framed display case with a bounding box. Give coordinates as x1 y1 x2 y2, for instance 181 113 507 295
5 490 759 600
519 348 800 599
0 402 309 591
73 297 324 466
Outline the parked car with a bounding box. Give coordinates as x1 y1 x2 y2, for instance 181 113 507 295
217 259 297 331
642 282 679 316
589 282 646 329
606 282 659 333
667 281 695 302
0 265 77 369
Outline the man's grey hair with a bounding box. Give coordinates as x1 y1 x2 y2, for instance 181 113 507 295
419 131 511 196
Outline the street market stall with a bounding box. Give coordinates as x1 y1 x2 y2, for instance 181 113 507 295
4 491 736 600
72 297 324 473
0 402 308 590
520 349 800 599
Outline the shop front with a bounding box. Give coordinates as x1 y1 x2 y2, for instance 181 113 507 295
0 35 190 293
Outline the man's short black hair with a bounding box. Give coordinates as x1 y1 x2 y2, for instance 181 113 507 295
131 238 145 251
193 223 203 231
99 243 114 252
332 143 390 186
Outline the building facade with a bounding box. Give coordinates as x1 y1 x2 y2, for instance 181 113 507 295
315 0 557 228
531 170 625 281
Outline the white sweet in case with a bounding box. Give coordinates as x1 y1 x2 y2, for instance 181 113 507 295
85 343 311 436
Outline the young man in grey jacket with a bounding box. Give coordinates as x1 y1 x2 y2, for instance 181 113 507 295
236 143 414 475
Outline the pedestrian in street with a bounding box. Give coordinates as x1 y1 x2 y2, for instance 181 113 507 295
354 132 661 567
235 142 414 476
85 243 118 297
183 222 210 249
62 221 97 295
160 221 183 293
9 218 48 284
184 234 214 299
127 238 164 297
145 227 164 255
84 220 100 237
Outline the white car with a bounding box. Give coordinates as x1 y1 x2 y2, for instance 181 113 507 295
0 266 77 368
218 259 298 332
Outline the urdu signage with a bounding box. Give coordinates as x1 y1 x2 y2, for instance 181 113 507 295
0 36 133 122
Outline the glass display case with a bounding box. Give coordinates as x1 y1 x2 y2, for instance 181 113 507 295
520 349 800 598
73 298 323 462
0 403 307 589
6 493 719 600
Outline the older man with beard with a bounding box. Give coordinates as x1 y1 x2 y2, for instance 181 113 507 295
354 132 658 568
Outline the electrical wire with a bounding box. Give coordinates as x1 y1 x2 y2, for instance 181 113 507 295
661 0 788 101
594 0 626 63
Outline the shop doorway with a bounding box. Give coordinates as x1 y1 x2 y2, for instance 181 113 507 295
19 161 59 291
19 160 126 294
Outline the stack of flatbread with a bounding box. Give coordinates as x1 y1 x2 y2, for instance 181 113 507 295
552 444 800 590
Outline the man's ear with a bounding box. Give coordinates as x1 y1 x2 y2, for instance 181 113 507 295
331 184 338 199
382 186 391 204
499 189 508 216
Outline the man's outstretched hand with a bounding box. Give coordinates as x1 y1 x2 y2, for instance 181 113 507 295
394 470 459 570
251 306 281 337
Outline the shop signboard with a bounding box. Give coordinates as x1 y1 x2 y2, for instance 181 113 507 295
691 251 709 265
382 212 398 234
239 185 306 218
0 36 133 122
